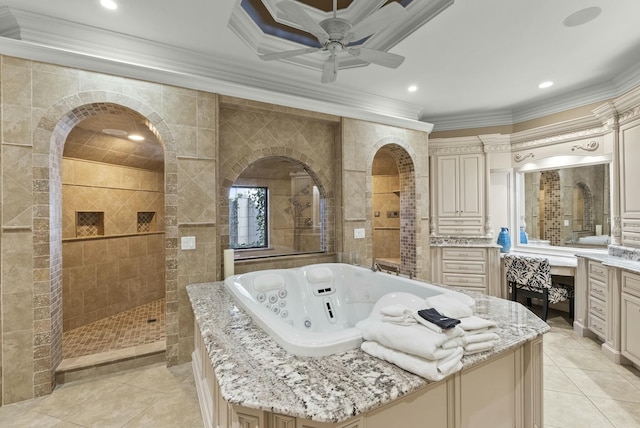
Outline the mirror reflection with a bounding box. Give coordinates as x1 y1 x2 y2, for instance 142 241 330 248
230 157 323 258
521 163 610 248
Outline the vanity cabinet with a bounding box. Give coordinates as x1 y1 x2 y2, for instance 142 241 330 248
431 246 501 296
587 260 609 340
620 119 640 247
621 271 640 365
434 153 484 236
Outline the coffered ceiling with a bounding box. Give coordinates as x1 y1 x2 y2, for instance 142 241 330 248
1 0 640 132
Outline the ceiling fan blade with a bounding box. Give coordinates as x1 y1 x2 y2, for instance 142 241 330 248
348 47 405 68
276 1 330 43
346 2 407 42
259 47 320 61
321 55 338 84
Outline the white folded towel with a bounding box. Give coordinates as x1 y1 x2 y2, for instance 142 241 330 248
379 304 454 334
463 338 501 355
361 341 464 381
424 293 474 319
380 304 417 326
356 318 463 361
458 316 497 333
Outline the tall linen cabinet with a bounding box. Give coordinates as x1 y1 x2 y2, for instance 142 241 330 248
429 138 501 296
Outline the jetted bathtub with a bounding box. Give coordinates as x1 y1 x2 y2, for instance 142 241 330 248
224 263 474 357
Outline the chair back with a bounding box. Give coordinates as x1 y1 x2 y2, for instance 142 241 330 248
504 254 552 291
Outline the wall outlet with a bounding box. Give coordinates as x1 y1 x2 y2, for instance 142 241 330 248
181 236 196 250
354 228 365 239
563 219 570 227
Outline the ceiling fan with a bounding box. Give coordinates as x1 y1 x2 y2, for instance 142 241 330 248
259 0 408 83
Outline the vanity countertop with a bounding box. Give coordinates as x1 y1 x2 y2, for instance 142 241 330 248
575 251 640 274
187 282 549 423
501 250 579 268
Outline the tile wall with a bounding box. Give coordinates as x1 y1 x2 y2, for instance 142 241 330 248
0 55 431 406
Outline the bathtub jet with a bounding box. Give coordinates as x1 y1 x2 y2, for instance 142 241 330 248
224 263 475 357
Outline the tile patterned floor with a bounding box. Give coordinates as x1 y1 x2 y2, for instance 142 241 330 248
544 310 640 428
2 307 639 427
0 363 203 428
63 299 166 359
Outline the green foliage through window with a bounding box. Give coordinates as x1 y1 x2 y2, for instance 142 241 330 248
229 186 268 249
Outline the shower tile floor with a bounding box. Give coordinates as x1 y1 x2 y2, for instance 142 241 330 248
61 299 166 368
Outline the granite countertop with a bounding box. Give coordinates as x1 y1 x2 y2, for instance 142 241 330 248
575 251 640 274
187 282 549 424
502 250 579 268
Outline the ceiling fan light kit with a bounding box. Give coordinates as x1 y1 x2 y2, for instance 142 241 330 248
259 0 408 83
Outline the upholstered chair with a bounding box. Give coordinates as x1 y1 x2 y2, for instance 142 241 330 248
504 254 574 321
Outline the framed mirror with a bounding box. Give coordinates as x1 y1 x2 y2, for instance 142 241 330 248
516 154 612 251
230 157 324 259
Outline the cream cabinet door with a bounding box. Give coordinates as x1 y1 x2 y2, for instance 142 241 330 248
437 155 460 217
622 291 640 366
620 119 640 246
459 154 483 217
436 154 484 218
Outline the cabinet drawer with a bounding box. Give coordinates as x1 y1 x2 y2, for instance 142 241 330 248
437 225 485 236
588 261 606 280
442 261 486 274
438 217 484 226
442 273 486 289
442 247 486 261
621 230 640 247
588 278 607 301
588 296 607 320
622 271 640 297
588 314 606 339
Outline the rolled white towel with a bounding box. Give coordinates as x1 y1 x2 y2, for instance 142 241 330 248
361 341 464 381
356 318 463 361
424 293 474 319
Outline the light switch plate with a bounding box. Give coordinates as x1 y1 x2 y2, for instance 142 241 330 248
181 236 196 250
354 228 365 239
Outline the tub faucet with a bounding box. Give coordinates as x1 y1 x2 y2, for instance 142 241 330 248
371 263 381 272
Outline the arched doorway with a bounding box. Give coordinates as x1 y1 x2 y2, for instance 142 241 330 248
33 95 177 394
60 108 166 365
370 143 416 277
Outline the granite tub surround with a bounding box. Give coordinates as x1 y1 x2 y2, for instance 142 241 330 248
187 281 549 425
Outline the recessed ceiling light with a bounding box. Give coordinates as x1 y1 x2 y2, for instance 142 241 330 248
102 128 127 136
538 81 554 89
563 7 601 27
100 0 118 10
128 134 145 142
407 85 418 93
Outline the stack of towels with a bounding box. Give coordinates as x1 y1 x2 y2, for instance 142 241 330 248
356 292 500 381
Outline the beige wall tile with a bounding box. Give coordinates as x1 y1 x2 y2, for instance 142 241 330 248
3 330 34 403
32 67 80 109
177 158 215 223
162 87 197 127
1 232 34 294
2 144 33 227
2 291 34 332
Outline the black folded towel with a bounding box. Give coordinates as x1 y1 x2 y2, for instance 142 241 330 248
417 308 461 330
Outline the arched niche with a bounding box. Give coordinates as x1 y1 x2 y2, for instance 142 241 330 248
228 157 326 258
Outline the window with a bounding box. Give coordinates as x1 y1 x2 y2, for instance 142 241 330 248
229 186 268 249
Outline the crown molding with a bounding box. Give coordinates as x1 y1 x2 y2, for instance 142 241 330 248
424 65 640 132
0 7 433 132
